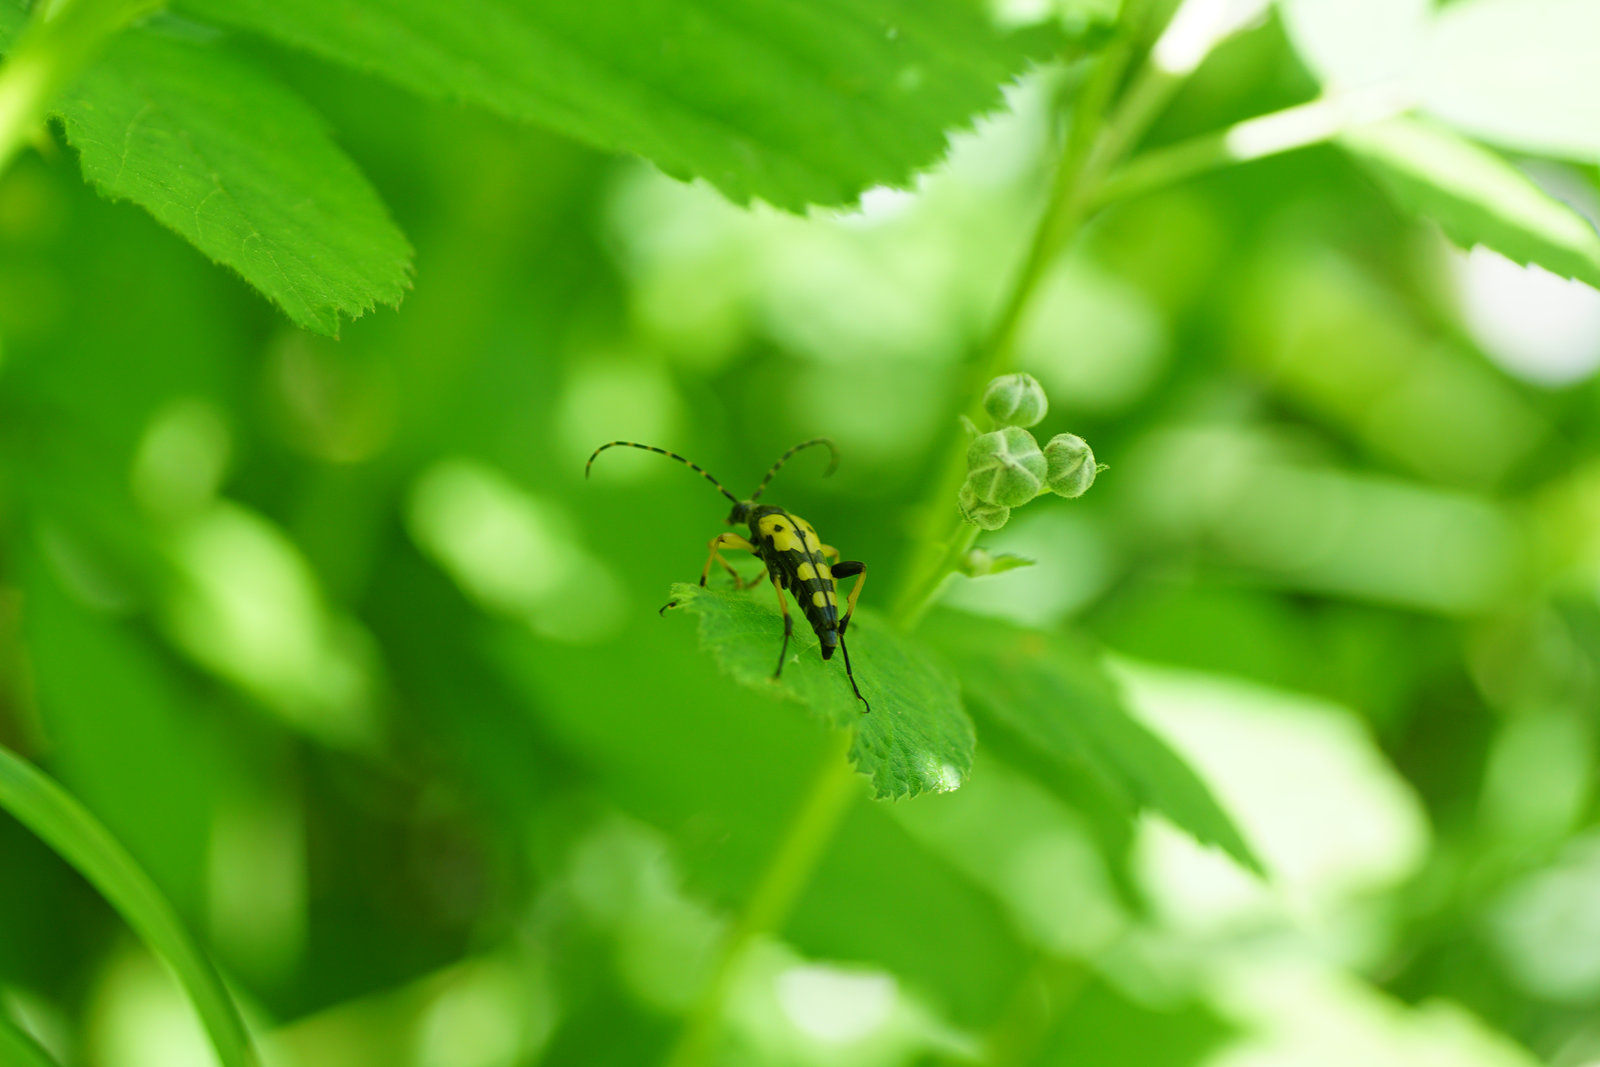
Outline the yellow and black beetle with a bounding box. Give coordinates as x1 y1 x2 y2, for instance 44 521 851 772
586 439 870 712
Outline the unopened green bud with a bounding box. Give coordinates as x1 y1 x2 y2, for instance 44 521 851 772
967 427 1046 507
982 373 1049 429
1042 433 1097 498
959 479 1011 530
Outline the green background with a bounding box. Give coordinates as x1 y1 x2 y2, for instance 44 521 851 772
4 0 1600 1065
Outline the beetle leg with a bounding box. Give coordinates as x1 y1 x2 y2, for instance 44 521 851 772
662 532 758 613
769 572 794 680
699 532 757 586
819 554 869 710
830 560 866 634
837 629 870 712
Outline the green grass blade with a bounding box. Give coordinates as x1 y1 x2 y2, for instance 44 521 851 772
0 744 261 1067
0 1013 60 1067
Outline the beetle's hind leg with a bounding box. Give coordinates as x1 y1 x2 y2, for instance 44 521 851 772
837 629 870 713
819 550 870 711
830 560 867 635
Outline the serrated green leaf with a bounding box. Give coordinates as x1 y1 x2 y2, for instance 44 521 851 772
50 22 411 335
1341 117 1600 289
170 0 1055 211
923 610 1263 872
1419 0 1600 165
667 584 974 800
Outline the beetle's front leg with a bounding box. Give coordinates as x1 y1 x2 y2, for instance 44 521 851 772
699 531 757 586
661 531 759 614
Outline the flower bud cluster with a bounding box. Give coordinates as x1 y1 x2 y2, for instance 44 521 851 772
959 373 1099 529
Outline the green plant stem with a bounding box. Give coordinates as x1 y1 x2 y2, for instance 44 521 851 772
981 956 1089 1067
896 522 980 633
1092 87 1413 209
0 0 153 179
659 63 1133 1032
924 524 981 602
890 1 1162 629
664 4 1235 1060
0 743 263 1067
663 728 860 1067
890 0 1290 629
0 1013 60 1067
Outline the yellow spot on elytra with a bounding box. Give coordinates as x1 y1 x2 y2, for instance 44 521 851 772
759 515 802 553
812 591 828 608
797 561 817 581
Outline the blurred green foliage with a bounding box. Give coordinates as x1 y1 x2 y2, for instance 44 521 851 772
4 1 1600 1066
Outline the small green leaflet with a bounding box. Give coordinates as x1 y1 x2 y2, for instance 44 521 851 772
1277 0 1430 90
1342 118 1600 290
667 584 975 800
959 549 1035 578
40 18 411 335
924 610 1262 873
171 0 1058 212
1281 0 1600 165
1277 0 1600 292
1419 0 1600 166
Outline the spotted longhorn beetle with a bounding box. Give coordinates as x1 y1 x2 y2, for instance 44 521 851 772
585 439 870 712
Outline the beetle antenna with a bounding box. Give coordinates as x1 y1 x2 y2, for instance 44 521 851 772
749 438 839 502
586 441 741 507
